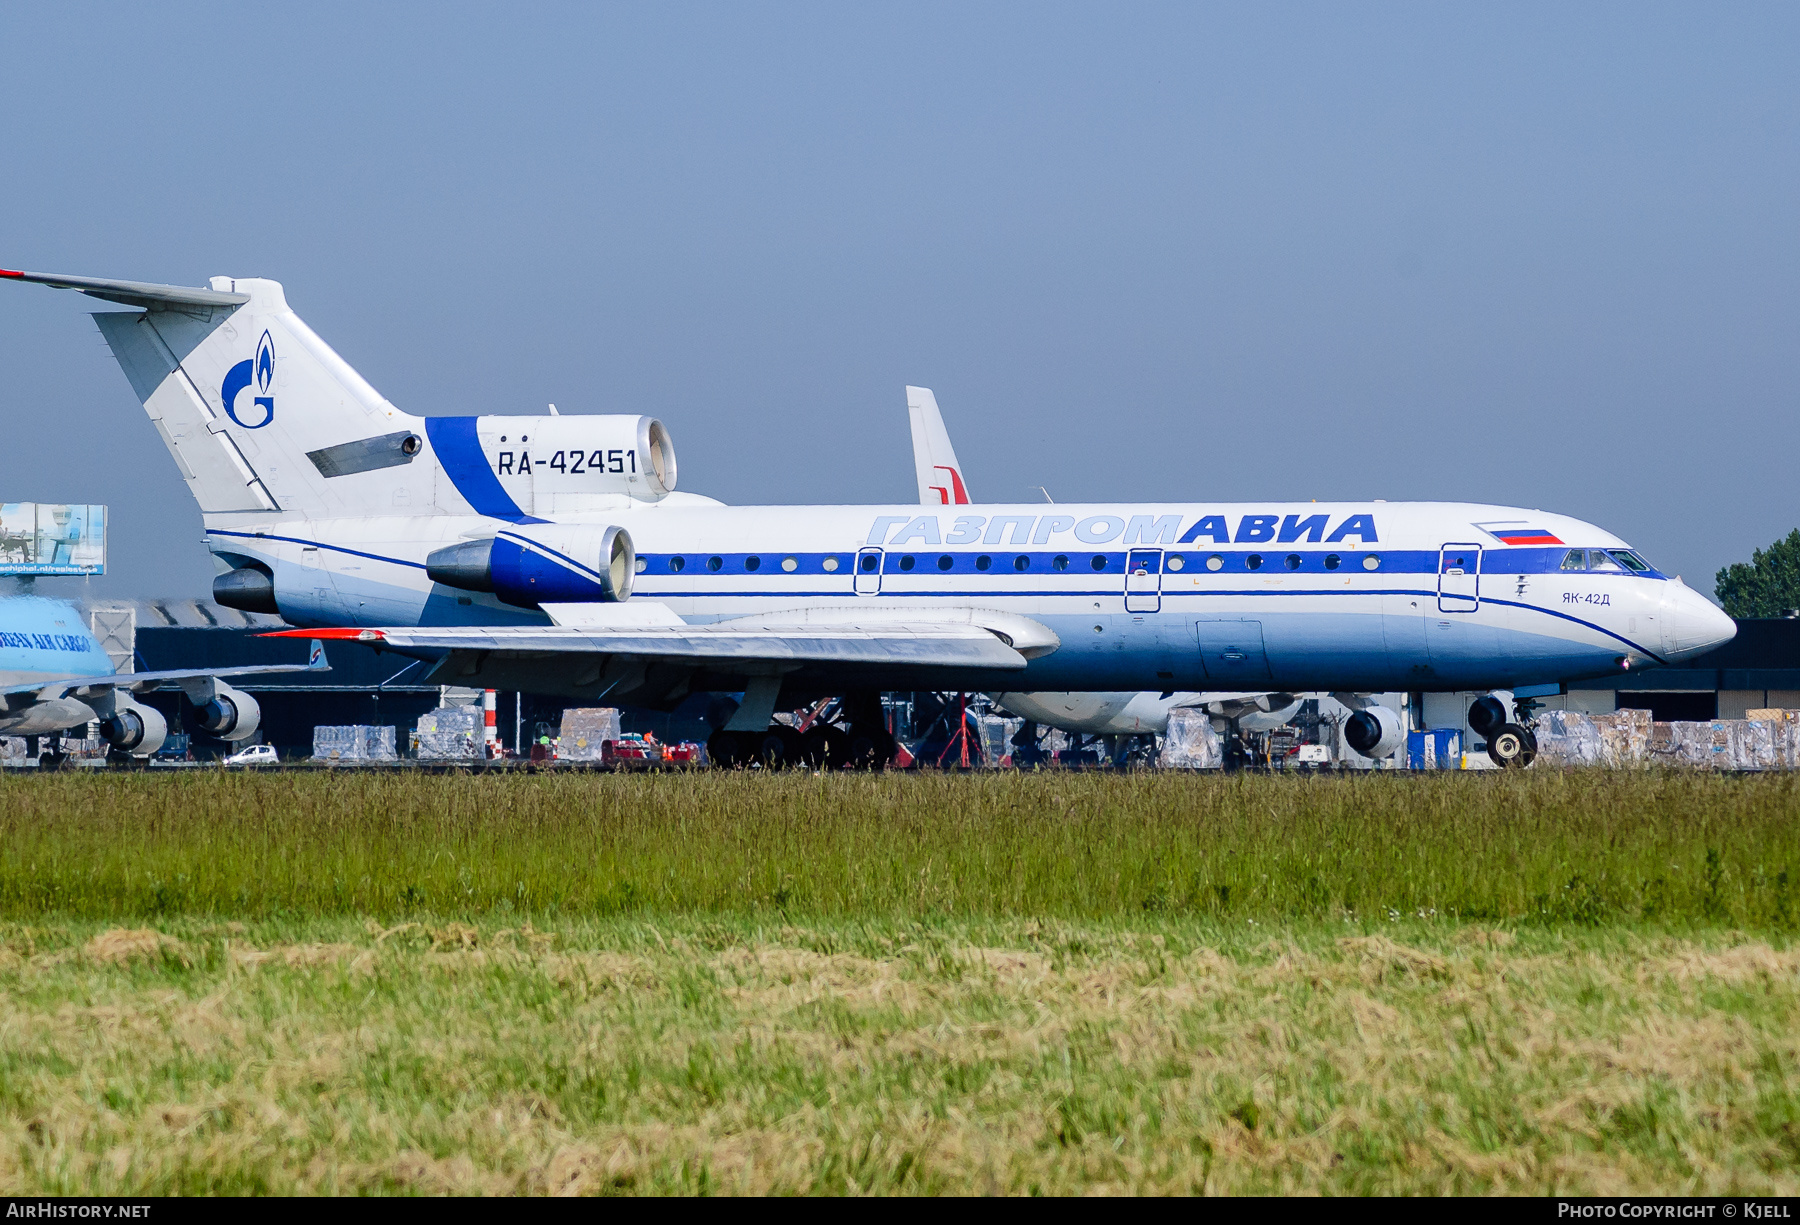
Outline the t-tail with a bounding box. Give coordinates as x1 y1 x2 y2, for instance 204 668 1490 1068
0 267 678 525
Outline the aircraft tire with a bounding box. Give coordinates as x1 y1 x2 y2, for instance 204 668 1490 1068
1487 723 1537 770
759 725 804 768
846 728 897 770
1468 696 1508 740
801 723 852 769
707 730 748 768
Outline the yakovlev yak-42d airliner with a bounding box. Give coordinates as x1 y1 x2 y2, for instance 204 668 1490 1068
3 267 1736 767
904 384 1320 750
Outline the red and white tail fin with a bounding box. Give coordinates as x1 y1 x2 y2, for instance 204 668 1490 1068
905 386 971 505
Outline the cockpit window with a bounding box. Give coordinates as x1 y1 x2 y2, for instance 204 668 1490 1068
1562 547 1653 574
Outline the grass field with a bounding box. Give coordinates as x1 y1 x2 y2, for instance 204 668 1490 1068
0 770 1795 1194
2 769 1796 924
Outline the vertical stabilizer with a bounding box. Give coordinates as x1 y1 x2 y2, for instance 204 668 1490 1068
9 267 670 529
906 386 971 505
89 277 435 518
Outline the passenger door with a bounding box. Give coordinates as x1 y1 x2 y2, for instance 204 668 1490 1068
1437 543 1481 613
1124 548 1163 613
854 547 884 595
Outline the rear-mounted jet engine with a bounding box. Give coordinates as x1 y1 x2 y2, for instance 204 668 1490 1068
427 524 635 608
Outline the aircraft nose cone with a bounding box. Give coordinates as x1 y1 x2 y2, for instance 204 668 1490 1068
1661 582 1737 661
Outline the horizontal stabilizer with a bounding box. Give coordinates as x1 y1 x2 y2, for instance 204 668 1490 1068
0 267 249 310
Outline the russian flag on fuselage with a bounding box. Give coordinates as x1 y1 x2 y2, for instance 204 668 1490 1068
1480 524 1564 546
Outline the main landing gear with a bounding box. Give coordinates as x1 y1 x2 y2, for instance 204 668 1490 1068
706 693 895 770
1469 694 1539 770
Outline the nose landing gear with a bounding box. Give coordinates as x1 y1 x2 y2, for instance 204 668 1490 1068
1470 693 1540 769
1485 723 1538 769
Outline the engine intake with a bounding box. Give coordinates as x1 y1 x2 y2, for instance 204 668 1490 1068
99 699 168 757
1344 704 1404 759
195 683 262 742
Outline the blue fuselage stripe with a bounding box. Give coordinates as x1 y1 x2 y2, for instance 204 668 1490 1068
1478 596 1664 664
636 547 1666 580
209 532 1667 663
211 530 429 569
423 417 545 524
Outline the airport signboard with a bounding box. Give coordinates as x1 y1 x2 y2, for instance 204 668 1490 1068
0 503 106 575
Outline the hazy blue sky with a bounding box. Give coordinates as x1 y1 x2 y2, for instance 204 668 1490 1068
2 2 1796 599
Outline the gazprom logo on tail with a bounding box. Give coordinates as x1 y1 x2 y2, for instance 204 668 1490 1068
220 330 277 429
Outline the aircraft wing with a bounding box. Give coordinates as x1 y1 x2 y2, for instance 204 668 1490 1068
0 267 248 310
261 603 1056 673
0 641 329 698
267 618 1032 670
263 607 1053 733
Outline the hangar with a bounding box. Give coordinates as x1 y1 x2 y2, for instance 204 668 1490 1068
1533 617 1800 723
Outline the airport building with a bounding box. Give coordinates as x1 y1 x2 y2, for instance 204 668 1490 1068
1411 619 1800 743
1570 617 1800 721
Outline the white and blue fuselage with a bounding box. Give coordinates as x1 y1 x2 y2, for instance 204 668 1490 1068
202 498 1734 697
0 268 1735 707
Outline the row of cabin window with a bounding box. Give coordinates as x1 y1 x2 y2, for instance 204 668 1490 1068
645 552 1385 575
